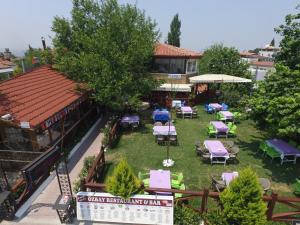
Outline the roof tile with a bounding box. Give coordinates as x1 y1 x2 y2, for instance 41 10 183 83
0 66 85 128
154 43 201 58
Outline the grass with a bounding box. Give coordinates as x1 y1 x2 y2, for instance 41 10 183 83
104 105 300 196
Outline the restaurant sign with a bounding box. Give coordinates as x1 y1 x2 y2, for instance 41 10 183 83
40 96 86 130
77 192 173 225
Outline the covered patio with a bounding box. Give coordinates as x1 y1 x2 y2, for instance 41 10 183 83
189 74 252 103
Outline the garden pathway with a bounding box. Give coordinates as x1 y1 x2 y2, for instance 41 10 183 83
2 116 108 225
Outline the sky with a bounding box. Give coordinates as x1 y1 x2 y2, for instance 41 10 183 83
0 0 298 56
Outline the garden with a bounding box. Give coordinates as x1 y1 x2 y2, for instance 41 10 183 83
104 105 300 197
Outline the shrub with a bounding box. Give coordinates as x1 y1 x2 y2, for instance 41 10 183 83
73 155 96 193
220 167 267 225
174 204 202 225
203 210 227 225
105 159 141 199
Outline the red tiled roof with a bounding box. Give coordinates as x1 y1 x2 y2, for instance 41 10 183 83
250 61 274 68
0 66 85 129
154 43 201 58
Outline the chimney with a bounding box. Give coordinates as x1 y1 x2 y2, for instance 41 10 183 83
41 37 46 50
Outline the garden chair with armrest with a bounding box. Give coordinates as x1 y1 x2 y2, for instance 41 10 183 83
154 122 162 126
211 176 226 192
228 125 237 137
169 135 178 145
172 172 184 184
221 103 229 111
265 146 281 162
156 135 165 145
175 183 186 199
258 141 268 155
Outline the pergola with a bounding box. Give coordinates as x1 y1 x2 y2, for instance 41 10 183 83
189 74 252 83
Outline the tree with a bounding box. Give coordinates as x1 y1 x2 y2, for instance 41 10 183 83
275 5 300 69
269 38 275 47
198 44 251 106
248 65 300 140
220 168 267 225
167 13 181 47
105 159 141 199
52 0 160 111
248 7 300 142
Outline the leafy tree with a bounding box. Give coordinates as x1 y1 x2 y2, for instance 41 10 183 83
198 44 251 106
220 167 267 225
275 5 300 69
248 65 300 140
52 0 160 111
105 159 141 199
167 13 181 47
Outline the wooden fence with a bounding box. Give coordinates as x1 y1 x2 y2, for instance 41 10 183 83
83 150 300 222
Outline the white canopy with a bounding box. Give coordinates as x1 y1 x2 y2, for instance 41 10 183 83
155 83 192 92
189 74 252 84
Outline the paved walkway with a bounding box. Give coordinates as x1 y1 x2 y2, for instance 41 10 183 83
3 117 107 225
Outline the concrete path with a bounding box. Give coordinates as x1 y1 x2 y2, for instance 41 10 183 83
3 116 107 225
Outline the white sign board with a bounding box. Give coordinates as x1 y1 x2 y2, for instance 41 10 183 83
168 74 182 79
20 121 30 129
77 192 173 225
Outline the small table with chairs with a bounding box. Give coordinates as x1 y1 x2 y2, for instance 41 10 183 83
149 170 172 195
209 121 229 138
152 109 170 123
181 106 193 118
153 125 177 145
204 140 229 165
120 114 140 129
219 111 234 122
209 103 223 112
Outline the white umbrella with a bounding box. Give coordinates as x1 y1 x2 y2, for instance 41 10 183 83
189 74 252 84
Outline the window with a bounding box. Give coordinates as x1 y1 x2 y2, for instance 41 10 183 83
152 58 185 74
186 59 197 74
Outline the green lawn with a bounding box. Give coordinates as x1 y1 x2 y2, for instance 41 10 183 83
105 105 300 196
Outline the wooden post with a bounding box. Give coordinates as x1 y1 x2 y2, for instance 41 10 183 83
201 188 209 213
266 192 277 220
27 130 39 151
47 128 53 144
60 116 66 150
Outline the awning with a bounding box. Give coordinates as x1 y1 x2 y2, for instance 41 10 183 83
154 83 192 92
189 74 252 83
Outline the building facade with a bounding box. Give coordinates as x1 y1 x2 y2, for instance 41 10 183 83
150 43 201 106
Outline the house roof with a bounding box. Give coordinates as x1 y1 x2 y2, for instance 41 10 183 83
250 61 274 68
0 59 15 69
154 43 201 59
0 66 86 129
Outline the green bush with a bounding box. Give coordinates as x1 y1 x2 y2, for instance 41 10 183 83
73 155 96 193
220 167 267 225
105 159 141 199
203 210 227 225
174 204 202 225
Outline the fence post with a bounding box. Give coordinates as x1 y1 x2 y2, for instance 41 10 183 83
266 192 277 220
201 188 209 213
